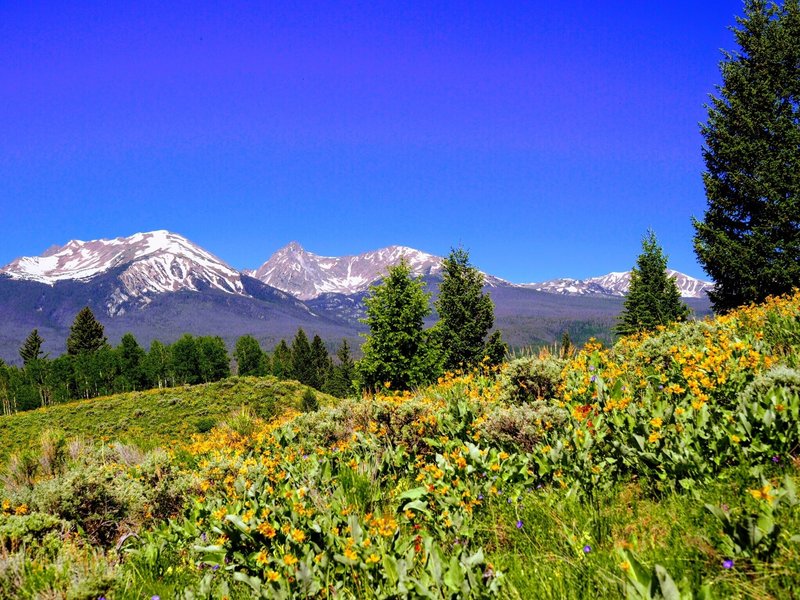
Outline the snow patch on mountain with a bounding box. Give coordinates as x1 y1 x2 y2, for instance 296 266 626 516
523 269 713 298
251 242 445 300
0 231 248 314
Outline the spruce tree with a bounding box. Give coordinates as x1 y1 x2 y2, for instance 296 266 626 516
358 260 436 391
170 334 200 385
234 335 265 377
483 330 508 367
615 231 690 336
271 340 292 379
19 329 45 365
290 329 315 386
434 247 496 372
66 307 107 355
310 334 332 391
330 339 356 398
693 0 800 312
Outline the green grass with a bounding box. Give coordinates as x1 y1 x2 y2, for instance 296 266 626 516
478 472 800 599
0 376 335 464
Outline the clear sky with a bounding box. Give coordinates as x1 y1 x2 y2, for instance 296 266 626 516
0 1 744 282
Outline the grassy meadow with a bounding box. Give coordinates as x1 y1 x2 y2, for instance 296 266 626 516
2 292 800 598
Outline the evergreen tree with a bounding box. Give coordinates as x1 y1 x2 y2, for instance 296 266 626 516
615 231 690 336
271 340 292 379
310 334 332 391
559 331 574 359
483 330 508 367
116 333 146 390
290 329 315 386
234 335 265 377
66 307 107 355
693 0 800 312
19 329 45 365
434 247 496 371
357 260 436 391
330 339 356 398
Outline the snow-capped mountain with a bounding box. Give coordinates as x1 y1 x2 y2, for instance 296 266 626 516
0 230 248 314
251 242 443 301
524 269 713 298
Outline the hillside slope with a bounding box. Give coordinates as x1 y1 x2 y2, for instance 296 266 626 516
0 376 334 464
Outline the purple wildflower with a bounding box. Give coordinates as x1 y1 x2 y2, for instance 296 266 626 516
516 520 523 529
723 559 734 570
590 375 596 382
772 455 780 463
583 545 591 553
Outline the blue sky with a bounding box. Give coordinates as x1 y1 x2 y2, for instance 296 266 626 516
0 1 743 282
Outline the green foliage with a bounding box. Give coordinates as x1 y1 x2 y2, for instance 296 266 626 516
435 247 496 371
271 339 292 379
117 332 146 391
358 260 438 391
301 388 319 412
234 335 265 377
478 401 568 452
498 356 566 404
329 339 357 398
290 329 315 387
19 329 45 365
693 0 800 312
0 376 335 465
197 335 231 383
310 334 332 391
171 334 201 385
483 330 508 367
615 231 689 336
66 306 108 355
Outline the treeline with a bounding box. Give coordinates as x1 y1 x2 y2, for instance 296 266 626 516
0 307 355 415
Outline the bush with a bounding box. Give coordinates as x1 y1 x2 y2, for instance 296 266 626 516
302 388 319 412
499 356 566 403
479 401 568 452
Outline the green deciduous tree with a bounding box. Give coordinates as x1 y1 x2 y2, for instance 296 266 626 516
116 333 146 391
197 336 230 383
434 247 496 371
234 335 265 377
171 334 200 385
19 329 45 365
693 0 800 312
66 307 107 355
615 231 690 336
358 260 437 391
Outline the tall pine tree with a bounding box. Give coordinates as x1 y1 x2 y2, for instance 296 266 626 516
358 260 437 391
615 231 689 336
434 247 496 371
693 0 800 312
19 329 45 365
66 307 107 355
290 329 315 386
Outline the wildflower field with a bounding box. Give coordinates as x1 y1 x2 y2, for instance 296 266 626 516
2 292 800 598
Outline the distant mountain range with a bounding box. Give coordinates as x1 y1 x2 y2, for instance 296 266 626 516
523 270 713 299
0 230 713 361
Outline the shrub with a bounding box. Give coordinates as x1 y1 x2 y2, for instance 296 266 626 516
499 356 566 403
479 401 568 452
302 388 319 412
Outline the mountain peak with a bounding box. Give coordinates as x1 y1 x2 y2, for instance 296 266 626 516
524 269 713 298
252 243 444 300
0 230 248 314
